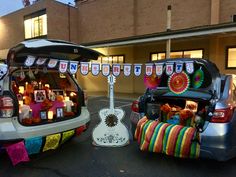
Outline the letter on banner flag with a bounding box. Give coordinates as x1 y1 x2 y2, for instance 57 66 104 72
123 64 132 76
155 63 163 76
25 55 36 67
134 64 142 76
166 63 174 76
102 64 110 76
69 61 78 74
112 64 121 77
36 57 47 65
59 61 68 73
91 63 100 76
185 61 194 74
145 64 153 76
48 59 58 68
80 62 89 75
175 62 183 73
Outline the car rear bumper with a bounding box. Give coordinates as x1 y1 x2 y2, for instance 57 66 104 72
0 107 90 141
130 111 236 161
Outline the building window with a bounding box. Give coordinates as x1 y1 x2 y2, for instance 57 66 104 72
24 10 47 39
226 47 236 68
151 49 203 61
90 55 125 69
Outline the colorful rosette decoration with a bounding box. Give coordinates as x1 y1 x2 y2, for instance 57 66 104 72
192 69 204 88
144 74 161 89
168 71 190 95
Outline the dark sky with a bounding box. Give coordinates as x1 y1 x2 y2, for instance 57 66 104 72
0 0 75 16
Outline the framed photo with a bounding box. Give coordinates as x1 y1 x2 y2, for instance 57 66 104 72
52 89 64 96
56 107 64 118
34 90 46 102
40 110 47 120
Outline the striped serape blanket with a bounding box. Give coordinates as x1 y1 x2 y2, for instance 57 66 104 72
135 116 200 159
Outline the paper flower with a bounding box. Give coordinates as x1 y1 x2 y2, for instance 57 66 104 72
192 69 204 88
168 72 190 95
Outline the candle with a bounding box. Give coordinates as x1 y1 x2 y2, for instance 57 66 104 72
64 96 70 101
45 84 50 88
19 100 23 107
19 86 24 94
48 111 53 120
64 100 73 112
25 82 28 88
39 82 42 89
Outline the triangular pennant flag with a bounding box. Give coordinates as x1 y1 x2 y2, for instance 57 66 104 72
25 55 36 67
101 64 110 76
69 61 78 74
36 57 47 65
166 63 174 76
91 63 100 76
5 141 30 166
123 64 132 76
185 61 194 74
155 63 164 76
59 60 68 73
48 59 58 68
80 62 89 75
145 64 153 76
175 62 183 73
43 133 61 152
112 64 121 77
25 137 43 155
61 130 75 144
134 64 142 76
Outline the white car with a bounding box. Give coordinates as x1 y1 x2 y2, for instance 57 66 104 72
0 39 101 143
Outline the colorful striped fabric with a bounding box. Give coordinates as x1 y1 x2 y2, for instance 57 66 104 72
135 117 200 159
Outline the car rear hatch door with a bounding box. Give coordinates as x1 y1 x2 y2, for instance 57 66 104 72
149 58 221 100
7 39 103 67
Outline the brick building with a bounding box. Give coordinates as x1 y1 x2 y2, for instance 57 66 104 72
0 0 236 93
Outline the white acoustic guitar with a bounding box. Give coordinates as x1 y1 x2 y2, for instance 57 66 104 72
92 75 129 147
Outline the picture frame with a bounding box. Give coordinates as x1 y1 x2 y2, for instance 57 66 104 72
56 107 64 118
34 90 46 102
40 110 47 120
52 89 64 96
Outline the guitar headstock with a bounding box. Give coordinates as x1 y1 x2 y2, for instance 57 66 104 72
108 74 116 85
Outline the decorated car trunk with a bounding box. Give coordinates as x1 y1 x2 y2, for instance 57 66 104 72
135 58 221 159
6 40 100 126
141 59 220 130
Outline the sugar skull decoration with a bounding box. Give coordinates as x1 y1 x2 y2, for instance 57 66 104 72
168 71 190 95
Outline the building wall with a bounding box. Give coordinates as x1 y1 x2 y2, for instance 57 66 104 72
220 0 236 23
0 0 77 56
77 0 211 43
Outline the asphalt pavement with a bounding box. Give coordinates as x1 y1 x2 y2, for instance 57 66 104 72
1 96 236 177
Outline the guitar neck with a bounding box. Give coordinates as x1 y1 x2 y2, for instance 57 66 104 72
109 83 115 113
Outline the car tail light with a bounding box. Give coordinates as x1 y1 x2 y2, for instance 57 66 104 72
131 100 139 113
0 96 14 118
210 107 233 123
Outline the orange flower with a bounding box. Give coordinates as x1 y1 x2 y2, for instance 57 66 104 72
179 109 193 120
161 104 171 113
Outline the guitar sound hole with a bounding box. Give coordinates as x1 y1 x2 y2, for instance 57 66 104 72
105 114 118 127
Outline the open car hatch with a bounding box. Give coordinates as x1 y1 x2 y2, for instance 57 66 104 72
148 58 222 100
7 39 103 66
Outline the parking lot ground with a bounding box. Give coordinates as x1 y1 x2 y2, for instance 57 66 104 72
1 96 236 177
